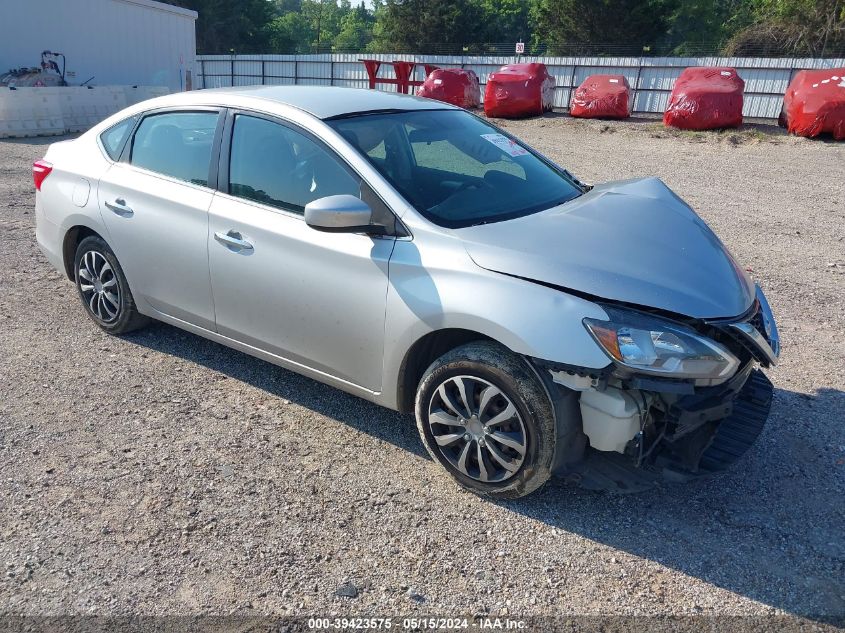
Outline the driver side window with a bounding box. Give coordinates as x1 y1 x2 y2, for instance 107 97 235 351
228 114 360 214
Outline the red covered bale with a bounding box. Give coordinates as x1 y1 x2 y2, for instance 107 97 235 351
417 68 481 109
484 63 555 119
781 69 845 140
570 74 631 119
663 67 745 130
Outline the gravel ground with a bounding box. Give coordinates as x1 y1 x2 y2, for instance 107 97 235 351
0 116 843 628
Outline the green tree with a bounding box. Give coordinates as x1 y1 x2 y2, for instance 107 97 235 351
334 3 376 51
267 11 313 52
723 0 845 56
662 0 732 53
370 0 486 52
165 0 844 58
301 0 350 49
166 0 275 53
477 0 532 42
274 0 303 14
530 0 678 54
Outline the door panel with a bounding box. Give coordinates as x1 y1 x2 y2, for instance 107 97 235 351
98 165 216 329
207 112 395 392
208 195 393 391
97 109 221 329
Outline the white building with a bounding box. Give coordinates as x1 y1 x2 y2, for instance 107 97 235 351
0 0 197 92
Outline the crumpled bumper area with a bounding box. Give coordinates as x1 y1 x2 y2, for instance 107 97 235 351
562 369 774 492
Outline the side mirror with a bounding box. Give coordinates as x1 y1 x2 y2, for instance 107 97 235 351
304 195 379 234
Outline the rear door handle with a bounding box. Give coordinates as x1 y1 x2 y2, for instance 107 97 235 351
105 198 133 216
214 230 254 252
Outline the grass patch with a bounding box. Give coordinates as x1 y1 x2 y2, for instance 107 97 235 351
647 123 781 144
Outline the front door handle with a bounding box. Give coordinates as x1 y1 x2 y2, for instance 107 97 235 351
214 230 254 252
105 198 133 216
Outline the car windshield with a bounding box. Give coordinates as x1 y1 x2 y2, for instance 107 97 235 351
327 109 583 228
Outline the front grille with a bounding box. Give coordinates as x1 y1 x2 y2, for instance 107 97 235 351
747 309 767 339
723 327 767 363
713 302 772 365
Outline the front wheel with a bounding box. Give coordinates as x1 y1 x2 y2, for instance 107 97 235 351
414 341 557 499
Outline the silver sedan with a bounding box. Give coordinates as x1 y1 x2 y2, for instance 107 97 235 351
34 86 779 498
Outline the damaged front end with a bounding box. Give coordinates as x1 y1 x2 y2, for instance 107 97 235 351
540 285 779 492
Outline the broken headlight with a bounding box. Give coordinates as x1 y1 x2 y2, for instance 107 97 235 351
583 307 739 383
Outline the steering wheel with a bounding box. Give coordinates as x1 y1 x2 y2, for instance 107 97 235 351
429 179 494 218
453 180 488 194
291 152 318 195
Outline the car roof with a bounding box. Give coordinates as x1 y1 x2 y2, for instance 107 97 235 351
153 85 457 120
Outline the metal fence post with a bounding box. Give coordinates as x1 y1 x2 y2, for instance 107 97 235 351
294 55 299 86
261 58 266 85
200 59 205 89
632 60 643 113
568 60 578 109
786 66 798 84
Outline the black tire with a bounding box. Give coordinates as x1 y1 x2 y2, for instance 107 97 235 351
74 235 149 334
414 341 556 499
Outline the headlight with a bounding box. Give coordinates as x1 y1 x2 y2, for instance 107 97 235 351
583 307 739 382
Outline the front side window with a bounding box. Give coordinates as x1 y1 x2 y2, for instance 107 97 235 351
228 114 360 214
100 116 136 160
328 109 583 228
130 111 219 186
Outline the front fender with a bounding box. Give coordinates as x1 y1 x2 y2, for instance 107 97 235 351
381 238 611 408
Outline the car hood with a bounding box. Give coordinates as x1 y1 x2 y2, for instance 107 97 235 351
458 177 755 319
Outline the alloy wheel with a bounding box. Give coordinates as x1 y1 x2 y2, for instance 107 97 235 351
78 250 121 323
426 375 527 483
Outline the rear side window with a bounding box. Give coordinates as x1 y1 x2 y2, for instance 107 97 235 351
130 111 219 186
228 114 359 214
100 117 135 160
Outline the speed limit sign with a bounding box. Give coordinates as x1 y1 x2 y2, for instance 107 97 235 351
515 41 525 54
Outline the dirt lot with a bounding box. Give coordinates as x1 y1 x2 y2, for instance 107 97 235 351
1 115 843 627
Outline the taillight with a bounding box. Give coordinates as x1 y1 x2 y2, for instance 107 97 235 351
33 160 53 191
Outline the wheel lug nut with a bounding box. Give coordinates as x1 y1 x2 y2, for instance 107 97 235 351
479 439 485 447
463 433 470 441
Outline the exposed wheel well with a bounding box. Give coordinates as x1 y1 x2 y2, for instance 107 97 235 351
62 226 103 280
396 328 494 414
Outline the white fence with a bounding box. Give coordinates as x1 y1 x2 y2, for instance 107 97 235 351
197 53 845 120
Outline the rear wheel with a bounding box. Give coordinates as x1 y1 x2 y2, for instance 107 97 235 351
74 236 149 334
414 341 556 499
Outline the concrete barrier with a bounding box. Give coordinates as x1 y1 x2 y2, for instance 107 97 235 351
57 87 127 132
0 87 65 137
0 86 169 138
123 85 169 106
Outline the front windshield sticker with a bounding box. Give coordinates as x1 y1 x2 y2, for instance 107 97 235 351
480 133 529 157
